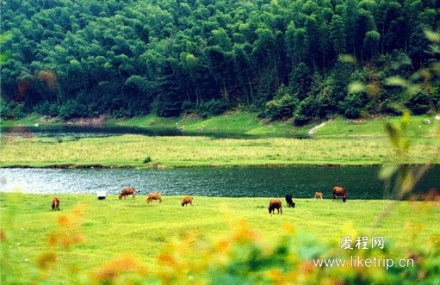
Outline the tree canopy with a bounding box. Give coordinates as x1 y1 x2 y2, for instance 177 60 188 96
1 0 439 122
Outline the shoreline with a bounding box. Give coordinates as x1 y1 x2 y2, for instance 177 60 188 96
1 162 439 169
0 192 425 201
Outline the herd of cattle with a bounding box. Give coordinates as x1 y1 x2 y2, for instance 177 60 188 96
51 186 347 214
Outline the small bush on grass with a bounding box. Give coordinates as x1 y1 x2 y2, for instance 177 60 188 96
143 157 152 163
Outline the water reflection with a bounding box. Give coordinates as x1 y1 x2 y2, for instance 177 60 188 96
0 166 438 199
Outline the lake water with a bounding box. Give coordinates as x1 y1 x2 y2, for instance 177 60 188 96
1 125 307 139
0 167 438 199
1 125 182 138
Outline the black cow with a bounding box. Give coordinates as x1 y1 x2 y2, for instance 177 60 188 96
285 194 295 208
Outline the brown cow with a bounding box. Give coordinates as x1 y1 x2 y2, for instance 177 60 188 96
146 192 162 203
181 196 193 207
268 199 282 215
332 186 347 202
314 192 323 199
119 187 136 199
51 197 60 211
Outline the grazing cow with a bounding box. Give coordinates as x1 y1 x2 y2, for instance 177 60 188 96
268 199 282 215
332 186 347 202
181 196 193 207
51 197 60 211
119 187 136 200
314 192 323 200
146 192 162 204
285 194 295 208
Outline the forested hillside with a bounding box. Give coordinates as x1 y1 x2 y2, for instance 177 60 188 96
1 0 439 124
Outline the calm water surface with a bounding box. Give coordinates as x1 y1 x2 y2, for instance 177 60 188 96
0 167 438 199
1 125 307 138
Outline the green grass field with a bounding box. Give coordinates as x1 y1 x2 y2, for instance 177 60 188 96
1 112 312 137
0 114 63 128
2 112 437 137
1 134 439 168
1 113 439 168
109 113 439 138
314 115 439 138
1 193 439 283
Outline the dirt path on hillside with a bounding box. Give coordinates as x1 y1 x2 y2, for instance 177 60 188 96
307 121 329 136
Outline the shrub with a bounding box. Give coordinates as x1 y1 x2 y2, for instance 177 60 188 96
59 101 87 120
294 97 316 125
143 157 152 163
35 102 59 116
0 101 25 119
0 100 12 119
380 99 403 115
112 108 132 118
195 99 227 118
265 86 298 121
340 92 364 118
315 84 337 118
12 103 25 119
406 91 431 115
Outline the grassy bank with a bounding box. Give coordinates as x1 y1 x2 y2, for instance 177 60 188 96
314 116 440 138
108 113 439 138
1 112 439 168
0 112 311 137
3 112 438 138
107 112 312 137
1 193 439 283
1 134 439 168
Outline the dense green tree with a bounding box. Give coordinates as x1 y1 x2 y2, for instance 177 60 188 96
155 61 184 117
363 30 381 59
0 0 438 120
289 62 312 100
329 15 346 55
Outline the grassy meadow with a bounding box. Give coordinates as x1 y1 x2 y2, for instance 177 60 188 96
107 112 439 139
1 193 439 283
0 112 310 137
1 113 440 283
1 135 440 168
2 111 438 138
0 114 63 128
106 112 312 137
314 115 440 138
1 113 439 168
